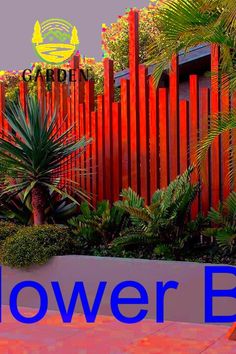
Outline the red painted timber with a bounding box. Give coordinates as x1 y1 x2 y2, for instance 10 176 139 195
79 103 85 193
221 78 230 200
179 100 188 174
103 58 114 201
211 44 220 208
169 55 179 180
0 83 5 137
189 75 199 218
120 79 130 190
200 88 210 215
112 102 121 202
85 80 95 196
232 92 236 191
149 76 159 197
19 81 28 115
67 95 72 192
91 111 97 206
37 77 45 117
159 88 168 188
52 80 59 136
97 95 105 200
46 91 52 121
129 10 139 192
139 65 149 203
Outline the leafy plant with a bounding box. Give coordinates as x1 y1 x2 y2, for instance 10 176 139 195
68 200 130 253
0 95 91 225
113 168 201 259
203 191 236 253
1 225 78 268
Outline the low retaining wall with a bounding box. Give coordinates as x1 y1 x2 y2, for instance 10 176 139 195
1 256 235 323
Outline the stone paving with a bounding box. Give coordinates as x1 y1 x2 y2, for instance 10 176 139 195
0 306 235 353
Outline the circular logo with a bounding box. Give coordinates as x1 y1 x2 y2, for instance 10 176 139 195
32 18 79 64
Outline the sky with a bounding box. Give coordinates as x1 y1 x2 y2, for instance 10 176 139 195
0 0 149 70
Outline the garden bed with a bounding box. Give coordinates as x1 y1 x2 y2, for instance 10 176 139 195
2 255 235 324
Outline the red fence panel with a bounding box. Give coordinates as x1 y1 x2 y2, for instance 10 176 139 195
0 10 232 214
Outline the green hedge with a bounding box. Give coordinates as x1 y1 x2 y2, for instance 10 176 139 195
0 221 20 242
1 225 79 268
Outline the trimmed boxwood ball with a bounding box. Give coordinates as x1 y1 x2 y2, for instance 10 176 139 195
0 221 20 242
1 225 79 268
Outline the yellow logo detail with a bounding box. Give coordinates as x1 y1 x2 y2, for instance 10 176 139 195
32 19 79 64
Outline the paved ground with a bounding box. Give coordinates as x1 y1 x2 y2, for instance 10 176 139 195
0 306 235 353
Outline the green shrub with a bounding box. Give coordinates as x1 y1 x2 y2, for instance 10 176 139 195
0 221 20 242
1 225 78 268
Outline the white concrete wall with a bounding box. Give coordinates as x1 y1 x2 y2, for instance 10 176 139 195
1 256 235 324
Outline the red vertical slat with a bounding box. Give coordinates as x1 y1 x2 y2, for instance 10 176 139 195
67 95 72 192
70 80 76 189
52 80 59 136
189 75 199 218
0 83 5 137
169 55 179 181
232 92 236 191
97 95 105 200
112 102 121 202
91 111 97 206
103 59 114 201
149 77 158 197
84 80 95 196
120 79 130 190
19 81 28 114
211 44 220 207
139 65 149 203
79 103 85 194
1 84 10 139
129 10 139 192
200 88 210 215
179 100 188 174
221 78 230 200
159 88 168 188
37 77 45 116
46 91 52 120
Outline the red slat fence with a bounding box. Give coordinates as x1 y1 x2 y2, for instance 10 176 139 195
0 10 233 212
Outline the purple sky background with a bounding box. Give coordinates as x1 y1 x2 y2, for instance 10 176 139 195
0 0 149 70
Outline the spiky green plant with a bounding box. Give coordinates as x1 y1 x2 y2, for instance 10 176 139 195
0 96 91 225
113 167 200 259
203 191 236 253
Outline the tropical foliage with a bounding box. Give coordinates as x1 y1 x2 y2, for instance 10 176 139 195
113 168 201 259
0 96 91 225
68 200 130 253
102 5 160 72
204 192 236 253
147 0 236 183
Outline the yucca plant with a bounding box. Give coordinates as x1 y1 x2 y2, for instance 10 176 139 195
203 192 236 253
113 168 200 259
0 96 91 225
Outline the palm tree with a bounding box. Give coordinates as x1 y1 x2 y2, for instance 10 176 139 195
0 96 91 225
147 0 236 180
148 0 236 87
